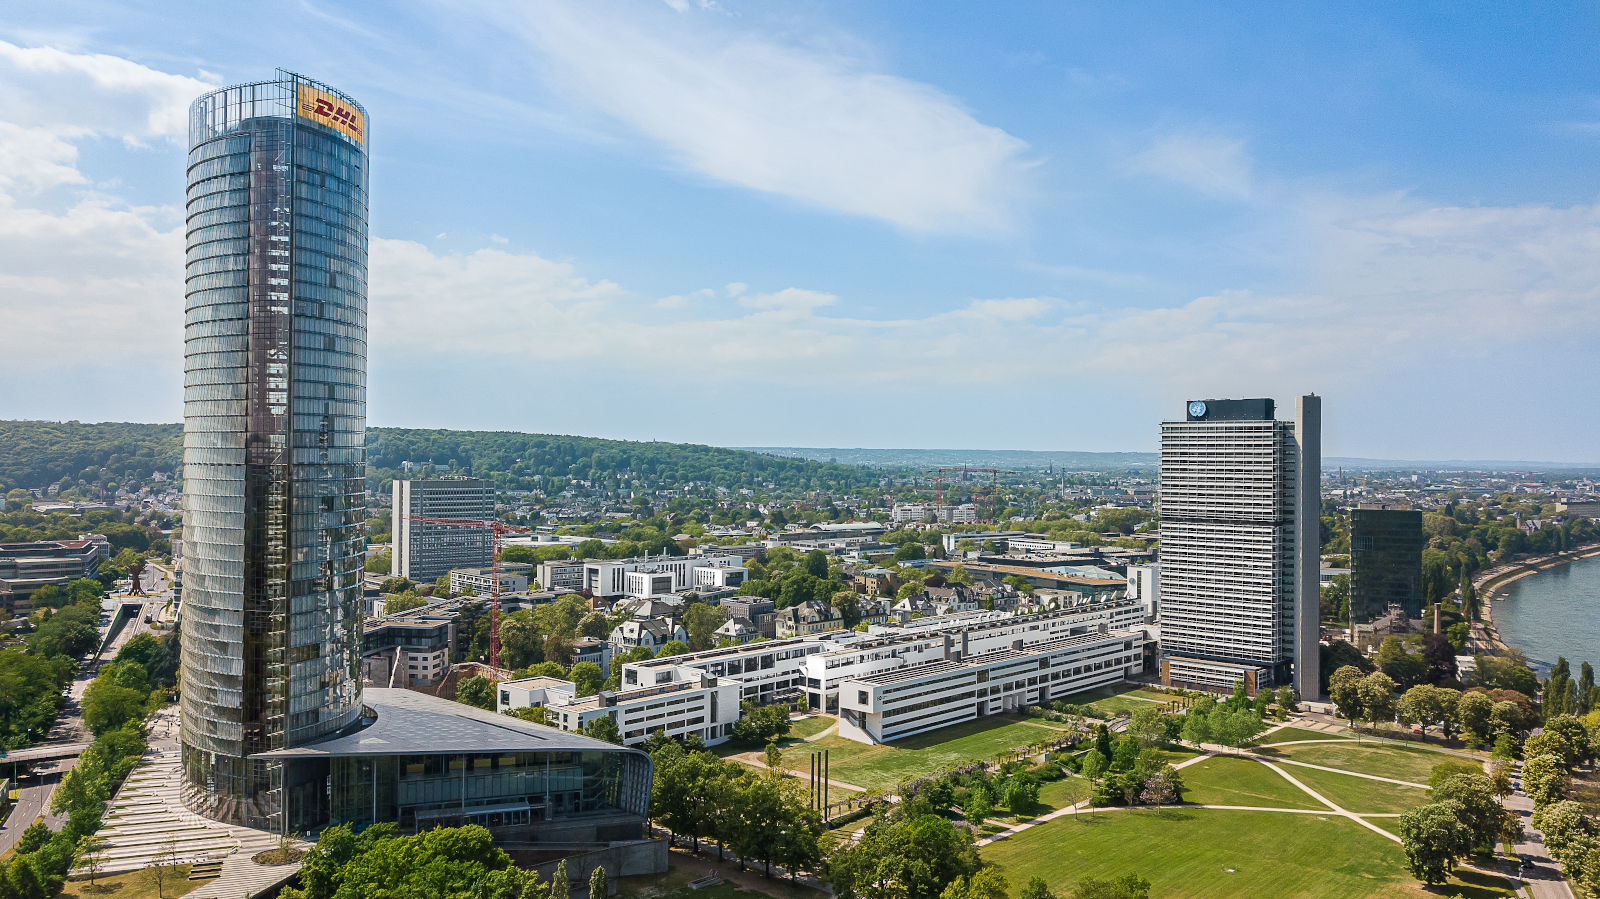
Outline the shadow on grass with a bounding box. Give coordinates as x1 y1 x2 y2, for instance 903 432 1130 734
1433 867 1517 899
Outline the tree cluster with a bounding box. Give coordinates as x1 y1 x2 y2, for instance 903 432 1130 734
649 739 820 879
1079 724 1187 808
739 548 849 612
1521 715 1600 893
282 823 547 899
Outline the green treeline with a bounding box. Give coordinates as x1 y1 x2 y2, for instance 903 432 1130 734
367 427 876 492
0 422 182 490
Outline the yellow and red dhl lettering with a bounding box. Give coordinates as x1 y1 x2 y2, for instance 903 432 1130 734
296 85 365 143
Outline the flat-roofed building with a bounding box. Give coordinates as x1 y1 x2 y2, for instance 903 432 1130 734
838 629 1145 743
1349 507 1425 624
450 563 531 597
0 539 102 604
499 668 741 748
1158 396 1321 698
392 478 496 583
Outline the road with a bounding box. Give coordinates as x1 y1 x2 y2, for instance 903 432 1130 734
1505 763 1577 899
0 564 173 854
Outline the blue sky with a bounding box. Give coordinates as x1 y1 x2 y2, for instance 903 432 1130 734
1 2 1597 460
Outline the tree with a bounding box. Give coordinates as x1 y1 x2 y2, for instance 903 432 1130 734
683 603 728 651
1524 731 1577 772
1328 665 1365 732
1522 755 1568 808
1019 876 1055 899
1081 750 1108 792
143 838 181 899
569 661 604 697
764 742 784 769
1456 690 1494 744
384 591 428 616
828 814 982 899
551 860 570 899
506 705 552 725
544 633 575 668
1357 670 1398 730
76 835 109 890
584 715 622 745
578 611 611 640
939 869 1009 899
1433 773 1518 851
588 864 608 899
1398 802 1472 885
1068 874 1151 899
657 640 689 658
963 790 992 824
1140 770 1178 810
1127 706 1167 749
456 675 496 711
1002 774 1040 817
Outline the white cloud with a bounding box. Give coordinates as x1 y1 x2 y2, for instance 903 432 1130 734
1129 133 1254 199
0 41 205 404
501 1 1030 230
724 282 747 297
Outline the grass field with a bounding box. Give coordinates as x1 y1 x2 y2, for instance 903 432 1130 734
1261 727 1357 744
782 715 1064 791
60 866 210 899
1053 684 1170 718
788 715 835 739
1180 757 1325 810
1283 765 1431 815
1034 776 1090 814
1261 741 1441 785
980 808 1516 899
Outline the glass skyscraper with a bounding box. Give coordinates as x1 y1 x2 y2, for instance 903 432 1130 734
1349 507 1425 624
181 71 369 827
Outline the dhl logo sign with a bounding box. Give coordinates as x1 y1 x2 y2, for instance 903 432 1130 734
297 84 365 144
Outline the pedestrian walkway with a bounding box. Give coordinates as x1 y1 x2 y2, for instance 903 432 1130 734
88 707 304 899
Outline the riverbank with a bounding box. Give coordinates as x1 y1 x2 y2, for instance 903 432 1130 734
1478 542 1600 601
1463 542 1600 656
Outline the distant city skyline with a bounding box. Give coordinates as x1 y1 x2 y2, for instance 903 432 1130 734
2 4 1599 459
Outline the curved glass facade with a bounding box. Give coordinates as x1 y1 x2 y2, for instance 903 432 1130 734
180 70 369 828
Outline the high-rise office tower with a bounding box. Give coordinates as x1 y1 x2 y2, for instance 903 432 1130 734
1349 506 1425 625
180 71 369 826
1158 396 1321 699
391 477 496 583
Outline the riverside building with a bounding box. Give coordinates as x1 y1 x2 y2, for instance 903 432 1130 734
1349 506 1425 624
1157 397 1321 699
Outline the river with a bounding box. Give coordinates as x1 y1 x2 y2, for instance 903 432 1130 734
1490 554 1600 677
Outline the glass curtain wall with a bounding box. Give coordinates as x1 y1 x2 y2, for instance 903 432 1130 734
181 70 369 828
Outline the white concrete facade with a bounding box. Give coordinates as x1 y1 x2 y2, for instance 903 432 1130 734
837 629 1145 743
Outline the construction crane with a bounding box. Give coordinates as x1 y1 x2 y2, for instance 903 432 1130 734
405 515 531 670
935 467 1002 517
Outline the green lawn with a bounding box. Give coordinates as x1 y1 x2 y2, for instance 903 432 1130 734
782 715 1065 791
1034 776 1090 813
1261 741 1442 785
788 715 835 739
1283 765 1431 815
1260 726 1356 744
980 808 1516 899
1179 757 1325 810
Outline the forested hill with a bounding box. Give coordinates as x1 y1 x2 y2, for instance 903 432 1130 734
0 421 879 492
0 421 183 490
367 428 878 491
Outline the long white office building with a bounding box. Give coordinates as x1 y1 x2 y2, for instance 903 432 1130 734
1158 396 1320 698
583 555 745 598
838 629 1145 743
612 598 1149 743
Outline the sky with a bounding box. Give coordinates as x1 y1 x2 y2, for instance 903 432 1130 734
1 1 1598 461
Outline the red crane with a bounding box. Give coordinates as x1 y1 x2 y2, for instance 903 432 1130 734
405 515 530 670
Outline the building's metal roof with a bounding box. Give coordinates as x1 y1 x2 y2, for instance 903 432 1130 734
251 688 635 759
